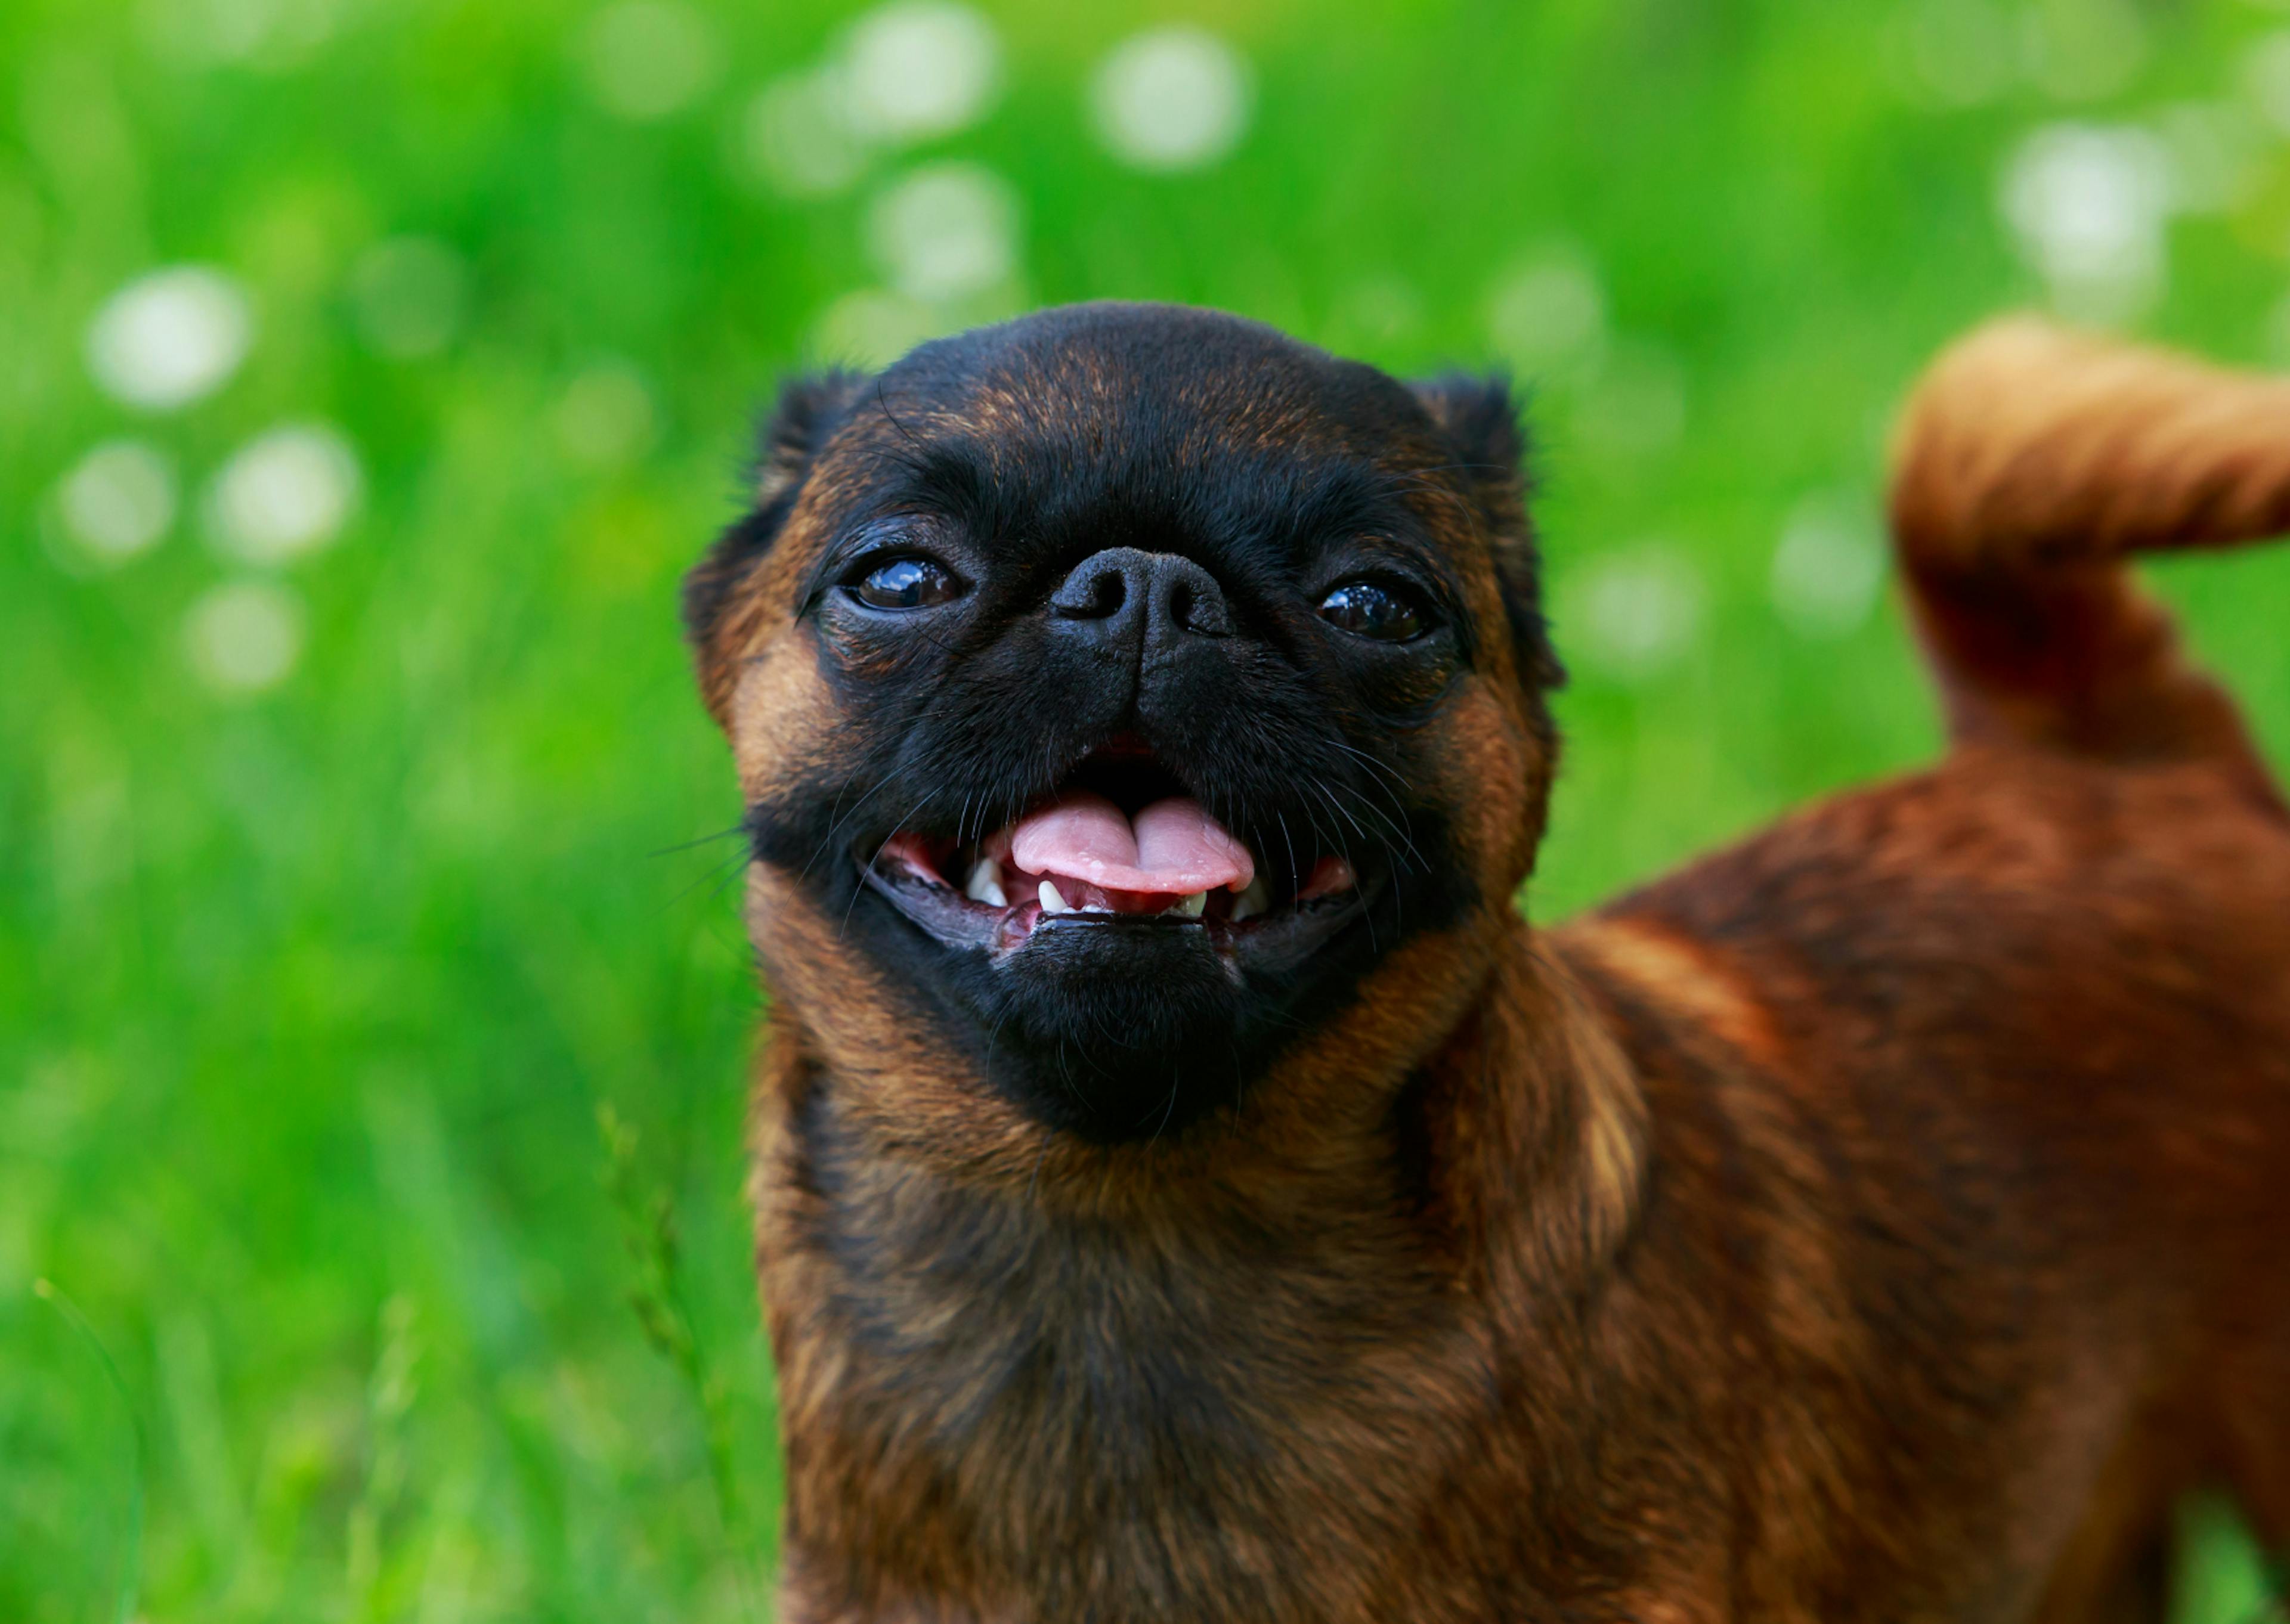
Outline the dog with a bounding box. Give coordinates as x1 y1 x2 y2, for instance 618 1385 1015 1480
682 305 2290 1622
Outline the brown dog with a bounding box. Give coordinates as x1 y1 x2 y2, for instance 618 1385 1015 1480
683 306 2290 1622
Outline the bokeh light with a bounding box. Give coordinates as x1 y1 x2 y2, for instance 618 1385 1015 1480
1770 493 1888 640
84 265 252 412
55 439 177 565
1485 245 1608 383
1998 122 2173 320
840 1 1001 145
183 579 306 695
735 68 871 198
1089 27 1252 172
203 423 364 566
1558 543 1707 681
866 162 1021 303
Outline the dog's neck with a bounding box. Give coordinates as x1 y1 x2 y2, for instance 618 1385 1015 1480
751 918 1648 1620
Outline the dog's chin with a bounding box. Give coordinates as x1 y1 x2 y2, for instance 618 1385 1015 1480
858 862 1381 1143
967 915 1269 1142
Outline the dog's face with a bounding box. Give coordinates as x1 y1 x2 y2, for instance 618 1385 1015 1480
688 304 1559 1146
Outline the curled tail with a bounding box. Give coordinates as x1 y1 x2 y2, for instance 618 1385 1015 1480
1888 316 2289 797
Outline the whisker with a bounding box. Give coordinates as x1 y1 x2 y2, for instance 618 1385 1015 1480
1326 739 1416 797
838 788 946 939
1325 781 1426 874
646 823 748 860
660 845 754 918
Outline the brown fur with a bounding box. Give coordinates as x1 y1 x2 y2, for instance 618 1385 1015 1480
1891 317 2290 794
694 314 2290 1620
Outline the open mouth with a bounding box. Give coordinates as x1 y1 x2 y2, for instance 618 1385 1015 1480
858 742 1365 959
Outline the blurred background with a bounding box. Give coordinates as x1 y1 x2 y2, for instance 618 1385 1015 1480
7 0 2290 1617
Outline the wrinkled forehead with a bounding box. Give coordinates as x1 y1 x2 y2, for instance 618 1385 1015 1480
800 305 1466 554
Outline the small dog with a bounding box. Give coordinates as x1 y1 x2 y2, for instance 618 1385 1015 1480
683 306 2290 1622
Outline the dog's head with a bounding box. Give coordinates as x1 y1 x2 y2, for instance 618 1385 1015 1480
688 303 1560 1149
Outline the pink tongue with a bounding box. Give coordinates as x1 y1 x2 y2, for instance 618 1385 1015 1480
1008 791 1254 895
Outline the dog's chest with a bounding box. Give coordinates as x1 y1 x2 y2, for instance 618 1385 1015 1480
766 1130 1506 1621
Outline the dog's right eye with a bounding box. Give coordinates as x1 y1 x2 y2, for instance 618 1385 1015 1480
849 556 963 611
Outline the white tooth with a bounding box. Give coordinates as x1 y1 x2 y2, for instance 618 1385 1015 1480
1171 892 1207 918
1039 879 1072 914
964 857 1007 908
1230 875 1272 923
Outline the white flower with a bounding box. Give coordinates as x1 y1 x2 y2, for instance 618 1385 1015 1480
1486 247 1608 382
735 68 871 198
1999 122 2171 320
841 1 1001 145
185 581 305 695
58 441 177 563
206 423 364 566
1771 494 1887 639
867 163 1020 303
85 266 252 411
1089 27 1252 172
1559 544 1706 681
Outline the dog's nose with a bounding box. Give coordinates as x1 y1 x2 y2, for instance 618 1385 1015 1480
1049 547 1233 647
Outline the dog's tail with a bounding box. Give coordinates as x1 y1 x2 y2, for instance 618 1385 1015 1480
1888 317 2288 796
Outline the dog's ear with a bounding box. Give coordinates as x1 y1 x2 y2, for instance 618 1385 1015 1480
1410 372 1563 693
685 370 872 726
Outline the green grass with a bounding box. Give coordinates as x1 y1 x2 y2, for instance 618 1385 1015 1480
6 0 2290 1617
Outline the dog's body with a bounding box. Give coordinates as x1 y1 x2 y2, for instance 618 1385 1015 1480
688 309 2290 1621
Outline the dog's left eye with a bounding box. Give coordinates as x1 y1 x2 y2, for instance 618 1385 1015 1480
850 556 963 611
1318 580 1426 643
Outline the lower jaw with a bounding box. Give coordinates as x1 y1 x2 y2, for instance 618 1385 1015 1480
828 868 1406 1143
859 860 1375 972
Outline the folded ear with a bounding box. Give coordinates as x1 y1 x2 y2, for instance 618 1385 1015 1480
684 370 872 726
1410 372 1563 693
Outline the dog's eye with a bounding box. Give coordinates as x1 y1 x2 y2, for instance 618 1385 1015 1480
1318 581 1426 643
850 556 963 611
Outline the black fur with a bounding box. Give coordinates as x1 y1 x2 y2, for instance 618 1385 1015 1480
683 369 871 652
